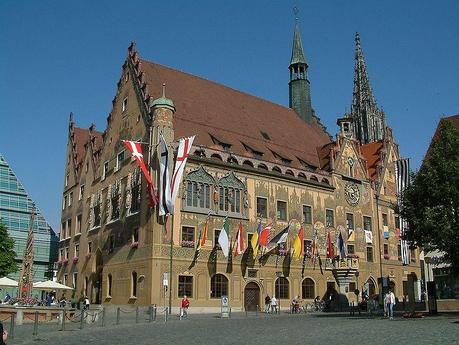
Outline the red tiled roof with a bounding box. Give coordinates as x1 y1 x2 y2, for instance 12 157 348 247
138 59 331 169
361 141 384 181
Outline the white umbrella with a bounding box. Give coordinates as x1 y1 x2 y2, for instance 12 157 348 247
33 280 73 291
0 277 18 287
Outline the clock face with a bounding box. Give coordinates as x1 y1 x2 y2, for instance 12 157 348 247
344 183 360 206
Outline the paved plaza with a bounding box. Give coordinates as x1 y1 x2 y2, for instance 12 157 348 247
4 310 459 345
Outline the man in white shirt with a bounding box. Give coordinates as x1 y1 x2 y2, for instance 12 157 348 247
386 289 396 319
270 295 278 314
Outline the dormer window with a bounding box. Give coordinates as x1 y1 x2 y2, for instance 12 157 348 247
260 131 271 141
242 142 263 159
209 134 231 152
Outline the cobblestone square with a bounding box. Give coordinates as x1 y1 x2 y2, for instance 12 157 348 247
5 311 459 345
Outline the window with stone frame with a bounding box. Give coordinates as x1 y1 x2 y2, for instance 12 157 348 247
347 244 355 254
181 226 195 247
210 274 228 298
217 171 246 217
382 213 388 227
277 201 287 221
184 166 214 213
256 197 267 218
178 275 193 298
302 278 315 299
346 213 354 231
129 168 141 214
110 179 122 221
275 277 289 299
326 209 334 227
366 246 373 262
363 216 372 232
302 205 312 224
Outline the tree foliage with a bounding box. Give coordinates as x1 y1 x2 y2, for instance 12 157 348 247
400 120 459 273
0 220 18 277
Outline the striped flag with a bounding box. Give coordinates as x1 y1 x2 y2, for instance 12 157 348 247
258 222 272 247
267 225 289 250
337 231 347 259
158 134 171 216
167 136 195 214
251 222 261 258
395 158 411 265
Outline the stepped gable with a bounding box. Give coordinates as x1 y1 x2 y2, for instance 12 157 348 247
137 59 331 170
70 125 103 176
360 140 384 181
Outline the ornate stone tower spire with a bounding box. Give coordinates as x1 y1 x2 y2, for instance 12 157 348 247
18 204 35 298
289 18 313 124
347 32 385 144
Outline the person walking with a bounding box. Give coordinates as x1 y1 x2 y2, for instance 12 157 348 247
0 322 7 345
270 295 278 314
181 295 190 318
84 296 90 310
264 295 271 313
386 289 396 319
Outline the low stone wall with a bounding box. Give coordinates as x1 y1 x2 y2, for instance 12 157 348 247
437 299 459 312
0 305 75 324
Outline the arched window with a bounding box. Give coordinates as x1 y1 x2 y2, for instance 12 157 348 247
258 163 268 170
275 277 289 299
272 166 282 174
285 169 295 176
211 274 228 298
310 175 319 182
242 160 254 168
210 153 223 161
321 178 330 185
184 166 215 212
298 173 307 180
366 278 376 297
218 172 245 216
131 271 137 298
227 156 238 164
302 278 315 299
107 274 113 297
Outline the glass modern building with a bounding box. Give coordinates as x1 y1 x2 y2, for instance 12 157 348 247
0 153 58 294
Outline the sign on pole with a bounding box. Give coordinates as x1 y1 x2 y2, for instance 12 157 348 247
221 296 229 318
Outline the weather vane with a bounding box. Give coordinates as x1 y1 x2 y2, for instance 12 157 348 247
293 6 299 22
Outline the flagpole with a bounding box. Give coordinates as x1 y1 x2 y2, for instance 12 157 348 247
168 213 174 314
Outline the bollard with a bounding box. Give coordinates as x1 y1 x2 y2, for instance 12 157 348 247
33 311 38 336
179 308 182 321
153 305 157 321
148 305 153 322
80 310 85 330
116 307 120 325
61 309 66 331
101 307 105 327
256 305 258 317
9 313 15 339
136 306 139 323
229 307 231 318
245 306 248 317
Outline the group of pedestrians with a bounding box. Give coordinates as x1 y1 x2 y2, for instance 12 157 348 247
264 295 278 313
384 289 396 319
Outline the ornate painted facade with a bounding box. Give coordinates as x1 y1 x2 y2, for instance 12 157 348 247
57 26 421 311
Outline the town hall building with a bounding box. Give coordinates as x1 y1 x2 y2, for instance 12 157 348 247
57 24 421 311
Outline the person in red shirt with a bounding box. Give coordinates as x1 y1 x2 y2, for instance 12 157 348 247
181 295 190 318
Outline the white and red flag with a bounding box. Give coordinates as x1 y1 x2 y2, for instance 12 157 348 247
122 140 158 207
234 222 245 257
258 222 272 247
166 136 195 214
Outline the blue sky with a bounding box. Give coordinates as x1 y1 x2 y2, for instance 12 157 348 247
1 0 458 231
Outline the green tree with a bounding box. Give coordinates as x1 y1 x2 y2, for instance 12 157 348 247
400 120 459 273
0 220 18 276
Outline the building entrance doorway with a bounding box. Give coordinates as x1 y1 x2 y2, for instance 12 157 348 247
93 249 103 304
244 282 260 311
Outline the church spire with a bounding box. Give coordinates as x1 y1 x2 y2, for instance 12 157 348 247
289 20 313 124
348 32 385 144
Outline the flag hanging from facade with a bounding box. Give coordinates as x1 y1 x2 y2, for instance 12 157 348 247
167 136 195 214
195 227 203 257
364 230 373 244
292 226 304 259
395 158 411 265
258 222 272 247
158 134 171 216
267 225 289 250
234 222 245 257
218 217 230 257
337 231 347 259
251 222 261 258
327 232 334 258
122 140 158 207
201 219 208 247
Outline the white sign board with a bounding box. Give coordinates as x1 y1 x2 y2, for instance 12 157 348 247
163 272 169 286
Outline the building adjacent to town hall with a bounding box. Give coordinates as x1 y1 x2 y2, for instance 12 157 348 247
57 24 421 310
